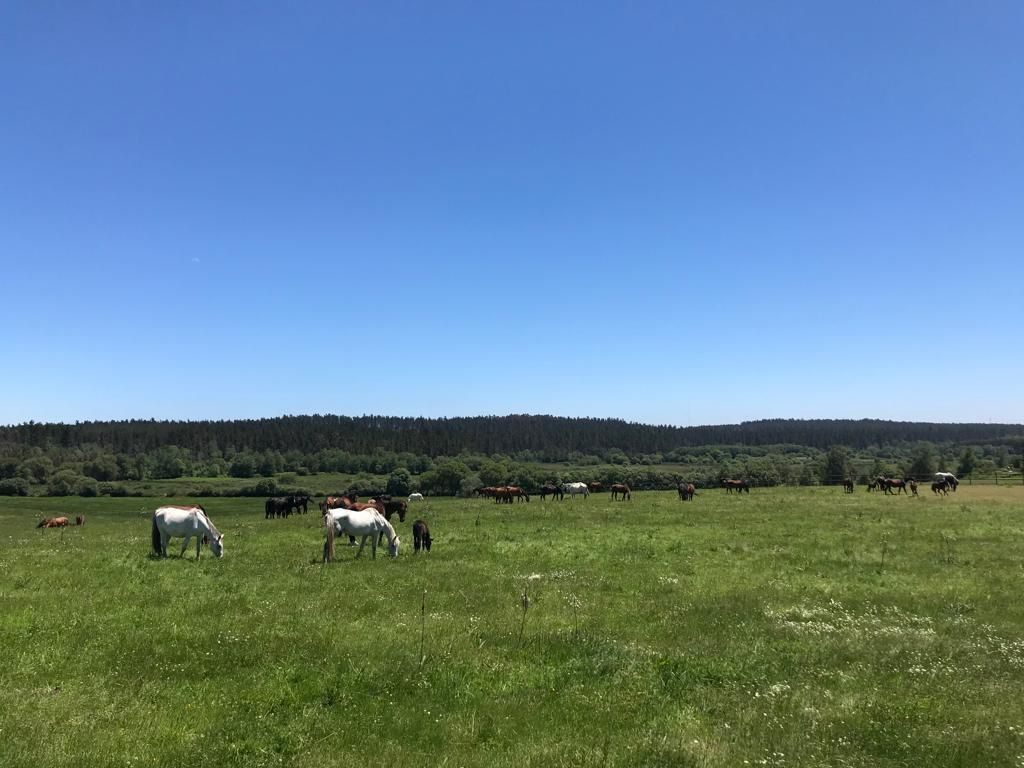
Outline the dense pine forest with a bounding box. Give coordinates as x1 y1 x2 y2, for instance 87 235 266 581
1 415 1022 497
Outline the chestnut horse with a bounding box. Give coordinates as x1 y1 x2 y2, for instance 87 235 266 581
677 482 695 501
412 519 432 553
610 483 631 501
37 517 70 528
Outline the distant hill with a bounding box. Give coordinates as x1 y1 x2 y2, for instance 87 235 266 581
2 415 1022 457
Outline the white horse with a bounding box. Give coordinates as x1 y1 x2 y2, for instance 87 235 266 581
561 482 590 499
152 505 224 559
323 508 400 562
408 493 424 501
935 472 959 491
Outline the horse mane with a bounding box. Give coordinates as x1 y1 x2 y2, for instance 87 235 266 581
377 513 398 544
194 506 220 537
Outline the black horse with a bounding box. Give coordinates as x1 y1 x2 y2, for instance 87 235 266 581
265 496 294 519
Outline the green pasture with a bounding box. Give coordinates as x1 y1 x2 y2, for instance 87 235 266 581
2 487 1023 767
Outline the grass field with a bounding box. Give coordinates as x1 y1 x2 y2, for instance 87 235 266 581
2 487 1023 767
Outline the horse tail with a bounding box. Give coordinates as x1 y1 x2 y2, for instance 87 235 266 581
323 512 335 563
151 513 161 554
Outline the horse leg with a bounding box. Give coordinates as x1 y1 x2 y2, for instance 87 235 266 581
179 536 190 558
371 533 378 560
356 535 368 558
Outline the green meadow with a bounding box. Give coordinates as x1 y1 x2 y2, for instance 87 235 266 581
2 487 1023 767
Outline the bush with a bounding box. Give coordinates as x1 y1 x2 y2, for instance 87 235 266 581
0 477 29 496
47 470 88 496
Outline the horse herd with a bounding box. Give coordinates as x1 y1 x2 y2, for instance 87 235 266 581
37 470 967 561
861 471 960 497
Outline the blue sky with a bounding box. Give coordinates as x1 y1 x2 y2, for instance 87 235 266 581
3 2 1022 426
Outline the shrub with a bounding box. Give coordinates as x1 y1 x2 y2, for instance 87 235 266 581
0 477 29 496
47 470 88 496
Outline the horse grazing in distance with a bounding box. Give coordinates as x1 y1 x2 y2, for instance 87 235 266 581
610 483 631 501
408 493 424 502
323 508 400 562
677 482 695 501
587 482 604 494
265 496 293 519
37 517 70 528
539 484 563 501
75 515 85 526
932 479 949 496
412 519 432 553
842 479 854 494
909 480 919 497
151 505 224 559
562 482 590 499
721 479 749 494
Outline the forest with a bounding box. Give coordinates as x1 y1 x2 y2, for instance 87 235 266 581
1 415 1021 497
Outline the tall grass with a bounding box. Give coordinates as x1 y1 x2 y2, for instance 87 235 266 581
1 487 1023 767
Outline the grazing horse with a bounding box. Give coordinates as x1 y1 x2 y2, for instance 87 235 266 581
587 482 604 494
151 505 224 559
408 492 424 502
75 515 85 526
677 482 695 501
539 483 563 501
290 495 312 515
265 496 293 519
721 479 749 494
932 479 949 495
561 482 590 499
412 519 432 553
323 508 400 562
935 472 959 492
909 480 919 497
610 483 631 501
843 479 855 494
37 516 70 528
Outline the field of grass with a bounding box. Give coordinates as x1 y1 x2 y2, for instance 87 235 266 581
2 487 1023 767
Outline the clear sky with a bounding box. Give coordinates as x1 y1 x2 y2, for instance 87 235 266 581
2 2 1022 427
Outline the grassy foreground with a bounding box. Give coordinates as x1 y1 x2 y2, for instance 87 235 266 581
1 488 1023 767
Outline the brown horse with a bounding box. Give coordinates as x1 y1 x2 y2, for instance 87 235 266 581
677 482 695 501
495 486 529 503
932 480 949 495
721 479 749 494
610 483 631 501
75 515 85 526
909 480 918 497
412 519 432 553
37 517 70 528
587 482 604 493
842 479 854 494
883 478 909 496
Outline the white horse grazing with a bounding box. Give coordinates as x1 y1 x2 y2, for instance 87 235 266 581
408 493 424 501
323 508 400 562
152 505 224 559
561 482 590 499
935 472 959 491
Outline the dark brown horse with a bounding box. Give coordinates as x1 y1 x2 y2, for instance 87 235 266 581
587 482 604 493
539 484 563 501
883 478 909 496
677 482 695 501
932 479 949 495
721 479 749 494
379 499 408 523
412 519 432 553
37 517 70 528
842 479 854 493
610 483 631 500
75 515 85 526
